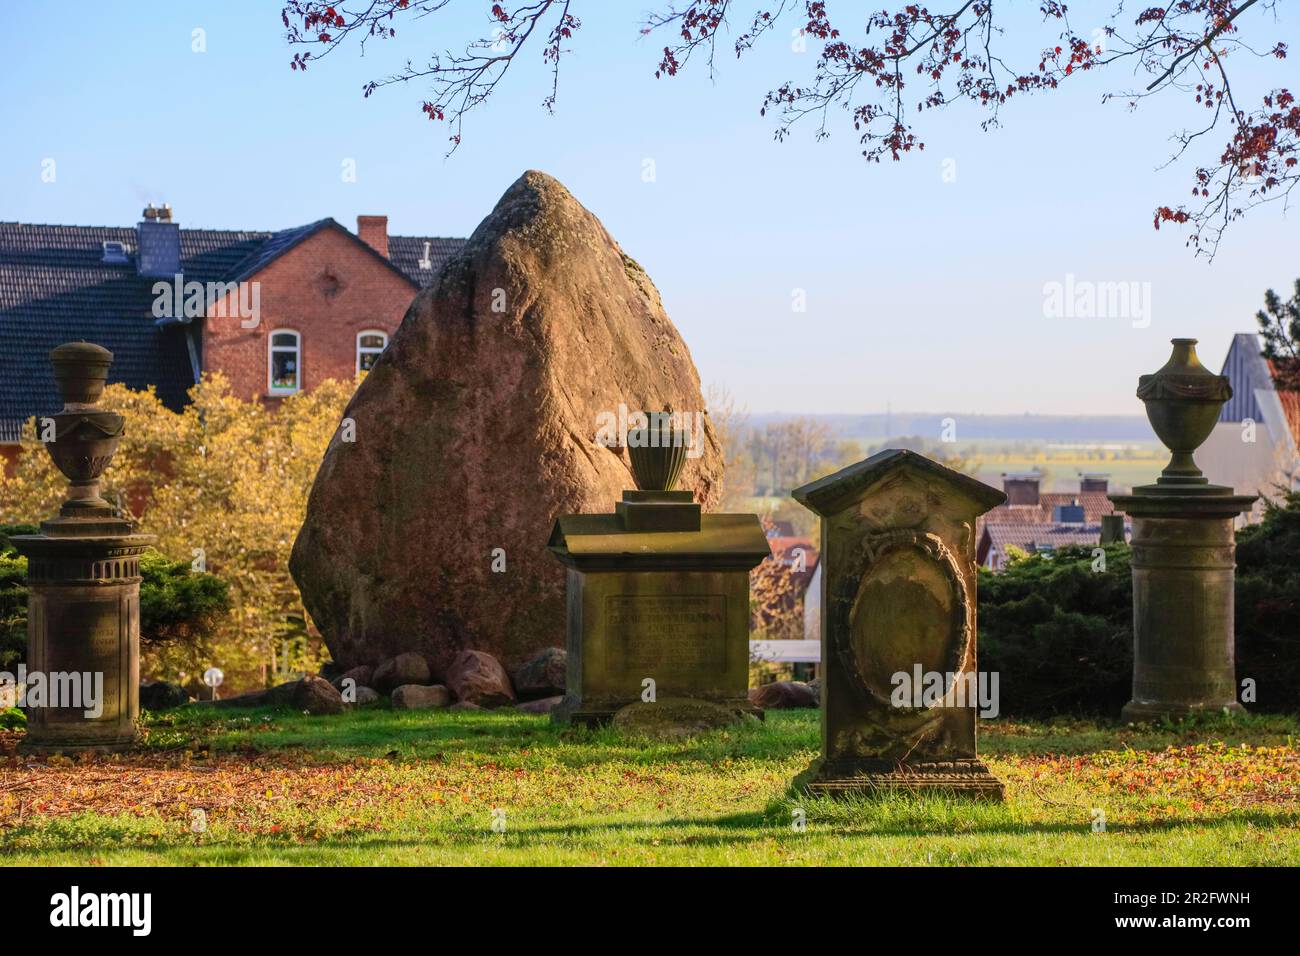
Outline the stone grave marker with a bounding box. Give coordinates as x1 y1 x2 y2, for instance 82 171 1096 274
792 449 1006 799
547 413 770 726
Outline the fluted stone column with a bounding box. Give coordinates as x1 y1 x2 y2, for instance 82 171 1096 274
1110 339 1255 723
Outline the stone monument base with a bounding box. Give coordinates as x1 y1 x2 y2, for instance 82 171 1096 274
1120 699 1245 724
802 757 1005 801
554 694 760 728
1109 489 1256 725
19 735 140 756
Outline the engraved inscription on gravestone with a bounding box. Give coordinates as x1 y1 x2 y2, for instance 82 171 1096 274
45 599 120 723
607 595 727 674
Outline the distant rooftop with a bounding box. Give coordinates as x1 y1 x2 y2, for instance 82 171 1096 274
0 214 465 442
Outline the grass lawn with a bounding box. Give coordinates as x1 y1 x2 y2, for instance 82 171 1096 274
1 706 1297 866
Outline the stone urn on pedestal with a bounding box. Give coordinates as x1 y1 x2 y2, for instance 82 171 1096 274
1109 339 1256 723
547 411 770 725
12 343 155 753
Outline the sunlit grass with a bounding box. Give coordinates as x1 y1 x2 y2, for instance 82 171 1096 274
1 707 1296 866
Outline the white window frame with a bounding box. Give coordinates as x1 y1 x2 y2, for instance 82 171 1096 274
356 329 388 374
268 330 302 396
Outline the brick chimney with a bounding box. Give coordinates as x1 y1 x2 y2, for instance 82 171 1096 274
1002 472 1041 506
356 215 389 259
1079 473 1109 493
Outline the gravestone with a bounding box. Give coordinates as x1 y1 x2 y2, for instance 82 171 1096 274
792 449 1006 799
12 343 155 753
548 414 770 726
1109 338 1256 722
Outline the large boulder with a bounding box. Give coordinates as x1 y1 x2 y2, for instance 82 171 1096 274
292 675 345 715
290 171 724 676
446 650 516 708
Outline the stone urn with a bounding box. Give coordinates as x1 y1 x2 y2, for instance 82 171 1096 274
50 340 113 405
44 343 128 523
1136 338 1232 490
626 413 689 491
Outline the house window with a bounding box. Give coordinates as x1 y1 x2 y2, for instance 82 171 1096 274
268 331 301 395
356 330 388 373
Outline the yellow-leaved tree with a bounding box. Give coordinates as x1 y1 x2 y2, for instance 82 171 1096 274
0 374 352 692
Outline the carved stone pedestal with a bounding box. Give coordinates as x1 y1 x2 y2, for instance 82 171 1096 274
1109 497 1254 723
17 537 152 753
547 509 770 727
12 342 155 754
804 757 1005 800
1110 339 1256 724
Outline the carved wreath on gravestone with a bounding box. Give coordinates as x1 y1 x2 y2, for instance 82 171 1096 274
831 528 973 711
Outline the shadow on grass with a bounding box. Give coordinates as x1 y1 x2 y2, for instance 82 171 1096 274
7 805 1296 863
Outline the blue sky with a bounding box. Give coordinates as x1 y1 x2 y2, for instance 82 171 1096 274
3 1 1297 416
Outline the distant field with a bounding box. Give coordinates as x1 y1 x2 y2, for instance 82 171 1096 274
840 437 1167 494
960 439 1165 493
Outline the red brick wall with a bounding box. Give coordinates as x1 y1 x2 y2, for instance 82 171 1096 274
201 226 417 401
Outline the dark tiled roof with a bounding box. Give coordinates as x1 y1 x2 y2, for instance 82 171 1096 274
0 223 268 442
0 219 464 441
1219 332 1269 424
389 236 464 289
981 522 1103 550
978 522 1106 565
976 490 1116 542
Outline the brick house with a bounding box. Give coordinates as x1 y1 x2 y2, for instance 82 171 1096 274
0 205 463 459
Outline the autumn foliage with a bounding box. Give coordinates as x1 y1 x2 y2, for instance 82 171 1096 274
0 375 354 692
